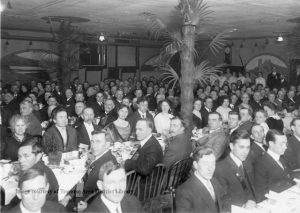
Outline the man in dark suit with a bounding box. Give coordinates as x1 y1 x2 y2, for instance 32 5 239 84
98 98 118 128
176 147 229 213
127 97 155 135
196 112 228 160
214 130 256 209
145 86 157 112
4 168 66 213
62 88 75 117
113 90 124 110
250 91 263 113
88 92 105 118
76 107 101 147
266 68 280 90
18 138 59 202
237 107 253 134
125 118 163 176
163 116 192 167
62 130 118 208
83 161 143 213
284 118 300 170
254 129 294 202
200 97 213 127
247 124 266 165
227 111 240 135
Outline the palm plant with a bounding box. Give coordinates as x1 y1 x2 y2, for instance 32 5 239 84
141 0 232 131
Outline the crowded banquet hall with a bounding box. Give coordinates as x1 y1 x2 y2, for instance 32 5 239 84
1 0 300 212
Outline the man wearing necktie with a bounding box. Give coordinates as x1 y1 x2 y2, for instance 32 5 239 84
176 147 229 213
84 161 143 213
214 130 256 209
254 129 294 202
247 124 267 165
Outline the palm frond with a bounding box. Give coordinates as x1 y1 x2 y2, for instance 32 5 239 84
160 65 179 90
194 61 223 86
140 12 169 40
208 29 232 56
176 0 212 26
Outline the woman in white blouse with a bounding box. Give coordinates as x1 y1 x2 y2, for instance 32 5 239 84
216 96 231 123
154 100 174 137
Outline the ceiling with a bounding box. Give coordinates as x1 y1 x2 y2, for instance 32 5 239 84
1 0 300 40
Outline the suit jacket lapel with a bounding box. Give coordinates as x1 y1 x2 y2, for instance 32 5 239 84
192 175 217 211
265 153 286 176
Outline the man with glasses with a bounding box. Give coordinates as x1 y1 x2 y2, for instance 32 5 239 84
4 168 65 213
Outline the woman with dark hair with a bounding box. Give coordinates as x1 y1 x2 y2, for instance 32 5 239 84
192 99 203 129
263 102 284 132
104 104 132 142
1 114 32 161
154 100 174 137
216 96 231 123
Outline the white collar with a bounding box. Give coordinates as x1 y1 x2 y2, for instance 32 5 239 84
205 107 211 112
267 149 280 161
230 152 243 167
20 202 41 213
140 134 153 148
138 110 146 117
93 150 109 163
230 126 239 134
55 125 66 131
254 141 265 150
84 121 93 127
194 171 211 185
101 194 122 213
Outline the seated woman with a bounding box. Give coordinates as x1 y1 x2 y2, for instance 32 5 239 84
263 101 284 132
216 96 231 123
154 100 174 138
192 99 203 129
1 114 32 161
104 105 132 142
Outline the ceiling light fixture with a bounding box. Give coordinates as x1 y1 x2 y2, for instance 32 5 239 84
29 41 33 45
277 34 283 42
5 40 9 45
99 33 105 42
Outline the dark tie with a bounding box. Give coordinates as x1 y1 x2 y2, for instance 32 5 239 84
101 114 108 126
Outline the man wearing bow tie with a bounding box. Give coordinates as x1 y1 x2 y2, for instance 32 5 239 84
254 129 294 202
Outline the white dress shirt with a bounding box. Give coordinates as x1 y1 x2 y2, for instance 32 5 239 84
20 202 41 213
254 141 265 151
84 122 94 141
101 194 122 213
56 125 67 149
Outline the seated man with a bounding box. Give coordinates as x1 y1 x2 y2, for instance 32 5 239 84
247 124 266 165
20 100 43 136
98 98 118 128
162 116 192 167
237 107 253 134
196 112 228 160
176 147 229 213
284 118 300 170
124 118 163 176
61 130 117 206
42 106 78 154
18 137 59 202
77 107 101 147
4 168 65 213
254 129 294 202
227 111 240 135
214 130 256 209
83 161 143 213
